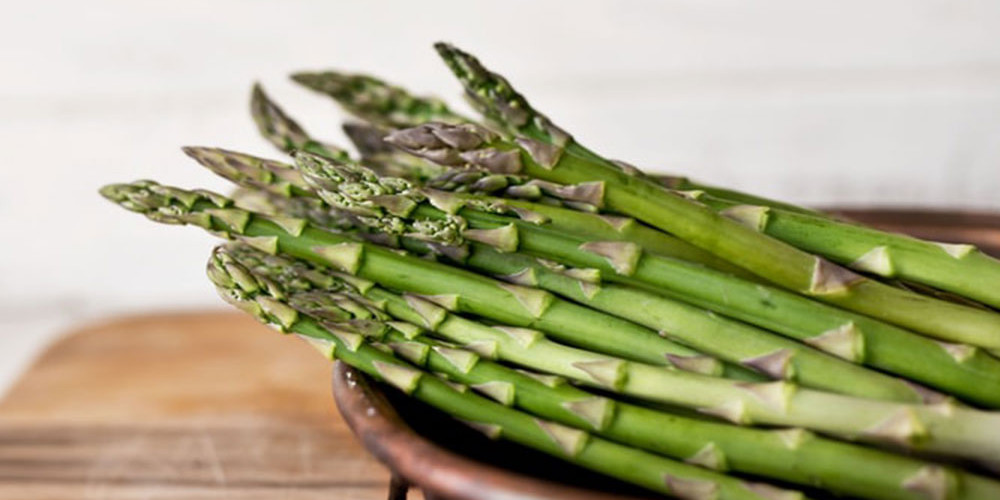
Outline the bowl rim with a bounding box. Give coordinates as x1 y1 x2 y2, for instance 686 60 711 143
331 361 645 500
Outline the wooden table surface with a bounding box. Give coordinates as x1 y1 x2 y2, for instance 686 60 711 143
0 311 397 499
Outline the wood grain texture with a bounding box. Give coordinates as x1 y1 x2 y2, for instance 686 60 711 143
0 312 393 499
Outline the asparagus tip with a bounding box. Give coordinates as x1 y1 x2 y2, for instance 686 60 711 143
342 122 393 157
98 183 124 202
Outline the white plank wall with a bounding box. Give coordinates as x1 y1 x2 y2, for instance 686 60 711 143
1 0 999 392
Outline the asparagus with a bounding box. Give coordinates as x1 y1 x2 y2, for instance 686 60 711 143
413 171 1000 397
681 190 1000 310
432 42 822 218
296 155 942 404
423 169 1000 311
252 82 447 182
220 242 1000 500
422 170 759 278
184 147 788 382
291 71 468 129
250 84 347 160
341 122 448 182
99 180 752 378
100 180 1000 464
190 145 753 278
192 147 926 401
385 122 1000 351
191 147 1000 406
298 153 1000 407
206 248 792 500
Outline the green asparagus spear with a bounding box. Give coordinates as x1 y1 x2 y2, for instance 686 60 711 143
101 179 742 375
250 83 347 160
683 190 1000 310
206 248 793 500
291 71 468 129
191 146 933 402
188 147 1000 407
252 82 447 182
378 167 1000 405
187 146 752 278
385 122 1000 351
101 180 1000 464
422 168 1000 311
220 242 1000 500
295 155 962 404
432 42 822 217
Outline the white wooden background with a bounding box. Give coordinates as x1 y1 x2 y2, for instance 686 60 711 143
2 0 1000 393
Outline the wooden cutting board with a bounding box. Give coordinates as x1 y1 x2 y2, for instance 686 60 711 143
0 311 395 500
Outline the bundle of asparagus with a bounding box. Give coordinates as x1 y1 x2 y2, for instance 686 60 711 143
101 43 1000 500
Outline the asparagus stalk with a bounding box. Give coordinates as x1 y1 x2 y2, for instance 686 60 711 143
432 42 822 218
290 71 469 129
283 63 817 223
100 180 752 378
680 190 1000 310
101 180 1000 464
423 169 763 278
206 248 792 500
290 56 822 221
251 82 448 183
221 242 1000 500
250 84 348 160
385 122 1000 351
195 147 930 400
184 147 781 382
297 154 1000 407
183 146 315 198
190 145 754 278
423 168 1000 311
408 170 1000 402
296 155 963 404
193 147 1000 407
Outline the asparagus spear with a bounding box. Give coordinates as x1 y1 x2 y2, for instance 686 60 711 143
678 190 1000 310
180 146 771 382
251 82 448 182
101 180 1000 464
422 169 1000 311
297 153 1000 407
206 248 792 500
296 155 940 403
100 180 749 377
411 171 1000 396
385 122 1000 351
187 145 754 278
190 147 1000 407
220 242 1000 500
432 42 822 218
290 71 468 129
288 56 821 222
422 169 762 278
250 83 347 160
186 147 954 404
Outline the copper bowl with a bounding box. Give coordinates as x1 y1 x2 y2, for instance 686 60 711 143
331 209 1000 500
